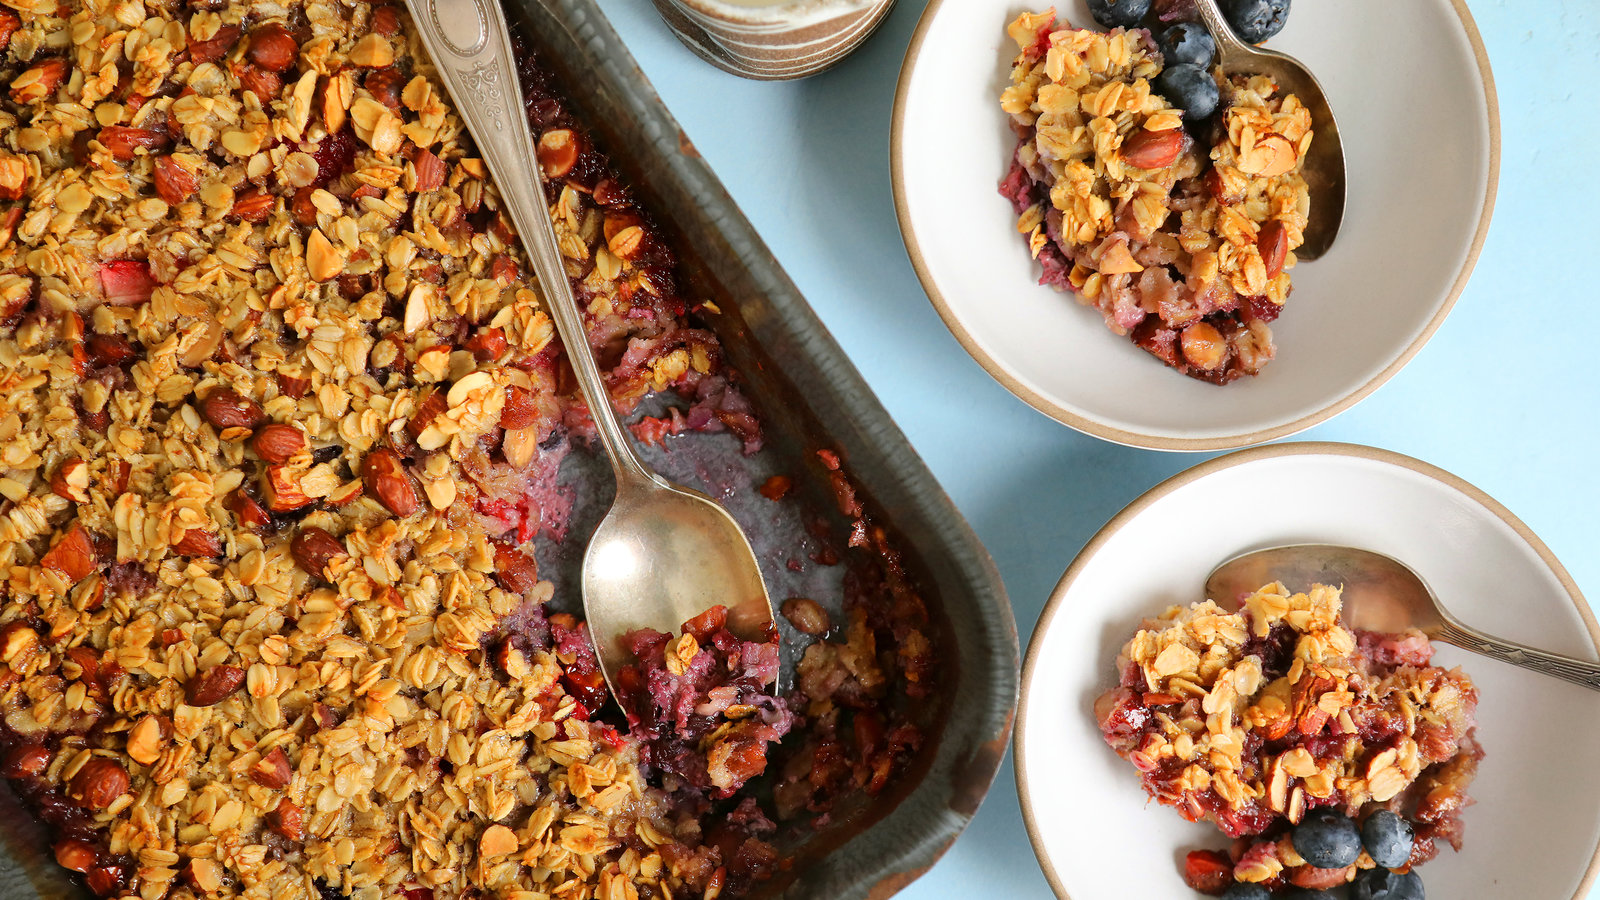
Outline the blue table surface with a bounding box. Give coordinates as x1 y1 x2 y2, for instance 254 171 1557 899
604 0 1600 896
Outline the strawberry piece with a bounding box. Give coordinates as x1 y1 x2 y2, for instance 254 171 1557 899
1183 849 1236 895
98 260 156 306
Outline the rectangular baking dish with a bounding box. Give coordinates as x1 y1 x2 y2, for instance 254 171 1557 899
0 2 1018 898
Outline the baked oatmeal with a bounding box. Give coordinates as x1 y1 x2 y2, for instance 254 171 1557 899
0 2 937 898
1000 10 1313 383
1095 583 1480 894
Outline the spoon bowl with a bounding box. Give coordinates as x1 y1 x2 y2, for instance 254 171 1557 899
583 472 775 681
1206 543 1600 691
404 0 779 702
1192 0 1346 259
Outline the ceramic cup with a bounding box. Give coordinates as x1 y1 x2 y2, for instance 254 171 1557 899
651 0 897 80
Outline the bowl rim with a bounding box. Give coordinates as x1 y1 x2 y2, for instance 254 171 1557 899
889 0 1502 452
1011 440 1600 899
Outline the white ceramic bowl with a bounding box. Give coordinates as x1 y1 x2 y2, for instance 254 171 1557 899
1016 443 1600 898
892 1 1499 450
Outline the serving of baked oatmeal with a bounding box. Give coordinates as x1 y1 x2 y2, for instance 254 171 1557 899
0 2 938 898
1095 583 1480 895
999 10 1312 383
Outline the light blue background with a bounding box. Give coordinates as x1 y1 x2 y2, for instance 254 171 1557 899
606 1 1600 896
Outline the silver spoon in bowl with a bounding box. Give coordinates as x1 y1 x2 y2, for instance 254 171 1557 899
1205 544 1600 691
404 0 778 698
1190 0 1346 259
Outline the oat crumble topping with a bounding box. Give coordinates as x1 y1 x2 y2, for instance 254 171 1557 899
1096 583 1480 890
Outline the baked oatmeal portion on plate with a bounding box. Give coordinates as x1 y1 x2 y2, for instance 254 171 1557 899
1096 583 1479 894
0 2 937 898
1000 11 1312 384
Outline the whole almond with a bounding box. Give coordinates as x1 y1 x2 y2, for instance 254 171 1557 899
364 66 405 110
0 743 50 778
11 58 69 105
187 24 241 65
0 11 19 55
98 126 170 162
54 839 97 873
228 489 273 530
1258 219 1290 279
187 664 246 706
231 187 276 221
69 757 129 810
1120 127 1185 170
250 747 292 788
153 155 199 205
291 526 346 577
370 6 400 35
41 521 98 584
251 423 306 464
201 388 265 430
361 448 418 517
85 332 137 367
266 798 305 841
245 22 297 72
173 529 222 557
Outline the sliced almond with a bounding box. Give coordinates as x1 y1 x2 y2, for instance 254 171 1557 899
1238 133 1298 178
306 228 344 282
1098 242 1143 275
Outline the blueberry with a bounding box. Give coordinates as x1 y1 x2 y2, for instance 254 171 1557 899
1223 0 1291 44
1221 884 1271 900
1291 808 1363 869
1353 867 1426 900
1159 22 1215 67
1284 891 1338 900
1154 63 1219 121
1360 810 1416 869
1086 0 1153 29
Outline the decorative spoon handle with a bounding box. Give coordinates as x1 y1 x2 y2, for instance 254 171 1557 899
1434 621 1600 692
402 0 657 487
1189 0 1254 64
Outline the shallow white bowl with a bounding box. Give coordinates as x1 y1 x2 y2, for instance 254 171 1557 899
1015 443 1600 898
892 1 1499 450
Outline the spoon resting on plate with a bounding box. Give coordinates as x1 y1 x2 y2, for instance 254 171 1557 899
402 0 779 700
1205 544 1600 692
1191 0 1346 259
